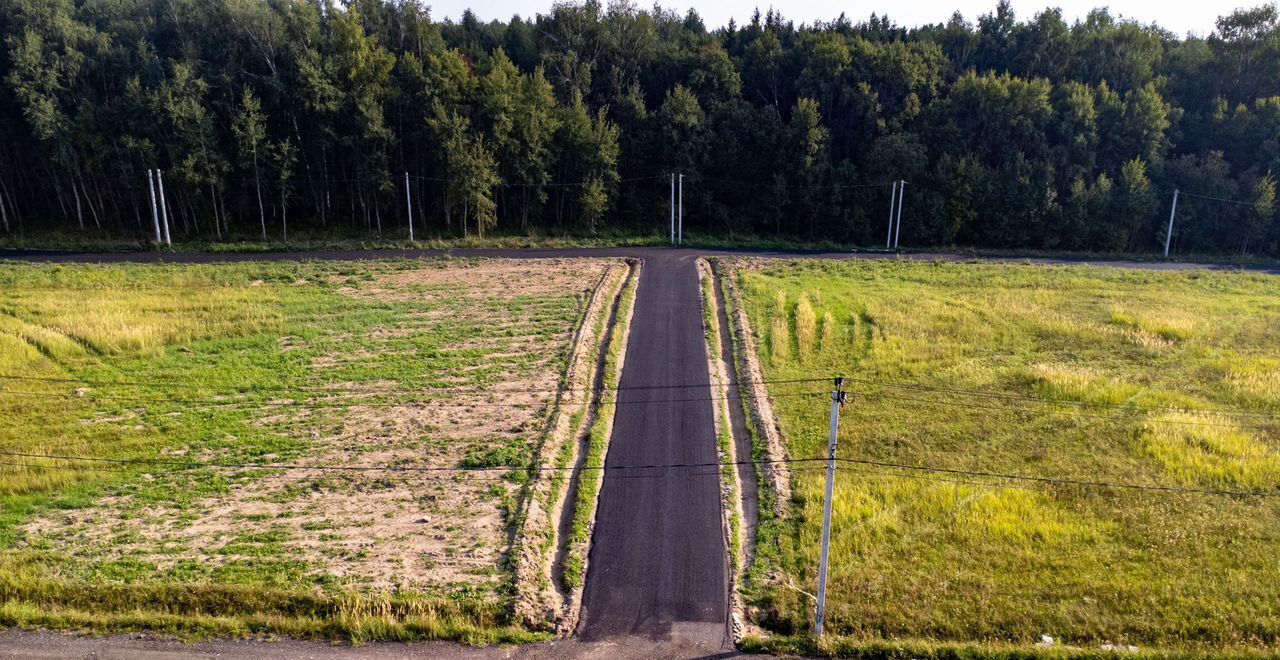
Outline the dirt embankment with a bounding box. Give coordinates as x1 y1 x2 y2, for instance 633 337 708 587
717 259 792 517
554 259 639 635
511 260 632 629
696 258 748 642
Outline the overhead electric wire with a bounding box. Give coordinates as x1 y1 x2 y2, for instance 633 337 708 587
1176 190 1259 206
0 372 827 395
5 447 1276 498
0 388 827 410
847 388 1277 430
836 375 1280 421
0 459 758 483
0 450 826 474
697 175 900 190
835 457 1280 498
406 173 667 188
7 370 1274 421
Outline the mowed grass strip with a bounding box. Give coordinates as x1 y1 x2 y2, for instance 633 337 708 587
735 259 1280 652
0 258 610 641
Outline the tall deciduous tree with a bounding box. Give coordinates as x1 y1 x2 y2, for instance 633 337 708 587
233 86 267 239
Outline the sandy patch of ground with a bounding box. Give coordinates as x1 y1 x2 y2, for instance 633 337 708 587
22 259 618 595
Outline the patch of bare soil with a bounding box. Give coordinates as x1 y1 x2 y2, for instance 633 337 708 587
22 259 619 595
510 261 630 629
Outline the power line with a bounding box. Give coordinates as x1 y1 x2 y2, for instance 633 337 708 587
406 173 667 188
0 459 793 483
0 450 826 474
847 388 1277 430
6 447 1275 498
8 370 1274 421
0 388 827 409
838 375 1280 421
697 175 898 191
835 457 1280 498
1177 190 1259 207
0 373 827 396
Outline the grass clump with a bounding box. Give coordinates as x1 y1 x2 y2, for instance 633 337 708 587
794 294 817 360
1140 414 1280 489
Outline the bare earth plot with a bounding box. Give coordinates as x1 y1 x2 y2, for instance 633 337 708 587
723 258 1280 656
0 258 619 640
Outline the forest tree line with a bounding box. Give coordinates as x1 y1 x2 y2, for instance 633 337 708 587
2 0 1280 255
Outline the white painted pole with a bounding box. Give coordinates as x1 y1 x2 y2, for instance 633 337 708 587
678 173 684 245
147 169 162 244
670 173 675 245
894 180 905 249
886 180 898 248
1164 189 1179 258
815 376 845 638
157 169 172 246
404 171 414 242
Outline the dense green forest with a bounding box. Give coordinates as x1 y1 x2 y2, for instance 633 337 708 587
2 0 1279 255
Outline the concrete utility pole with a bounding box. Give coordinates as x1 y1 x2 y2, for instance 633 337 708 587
678 173 684 245
1164 189 1180 258
814 376 846 638
886 180 898 248
147 169 162 244
404 171 414 242
893 180 905 248
156 169 172 246
670 173 675 245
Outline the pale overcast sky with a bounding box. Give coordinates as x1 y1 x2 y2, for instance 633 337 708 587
434 0 1266 37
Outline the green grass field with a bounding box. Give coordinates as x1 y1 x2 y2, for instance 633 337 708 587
733 259 1280 655
0 257 611 641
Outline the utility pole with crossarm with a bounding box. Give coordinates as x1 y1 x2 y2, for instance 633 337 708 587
815 376 846 637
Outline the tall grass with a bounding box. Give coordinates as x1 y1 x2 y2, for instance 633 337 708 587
737 259 1280 651
794 294 817 360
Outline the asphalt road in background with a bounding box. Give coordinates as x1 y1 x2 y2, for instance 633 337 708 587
575 252 727 644
7 245 1278 273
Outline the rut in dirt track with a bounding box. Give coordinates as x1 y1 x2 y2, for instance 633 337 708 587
575 252 728 643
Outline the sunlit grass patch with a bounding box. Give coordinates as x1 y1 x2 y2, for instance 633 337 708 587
1 272 282 356
1108 307 1199 342
1218 359 1280 410
1023 363 1142 406
794 294 817 360
735 258 1280 652
805 476 1099 551
1139 413 1280 490
954 487 1101 545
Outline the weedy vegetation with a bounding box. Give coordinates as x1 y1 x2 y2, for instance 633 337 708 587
0 257 616 641
734 259 1280 655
